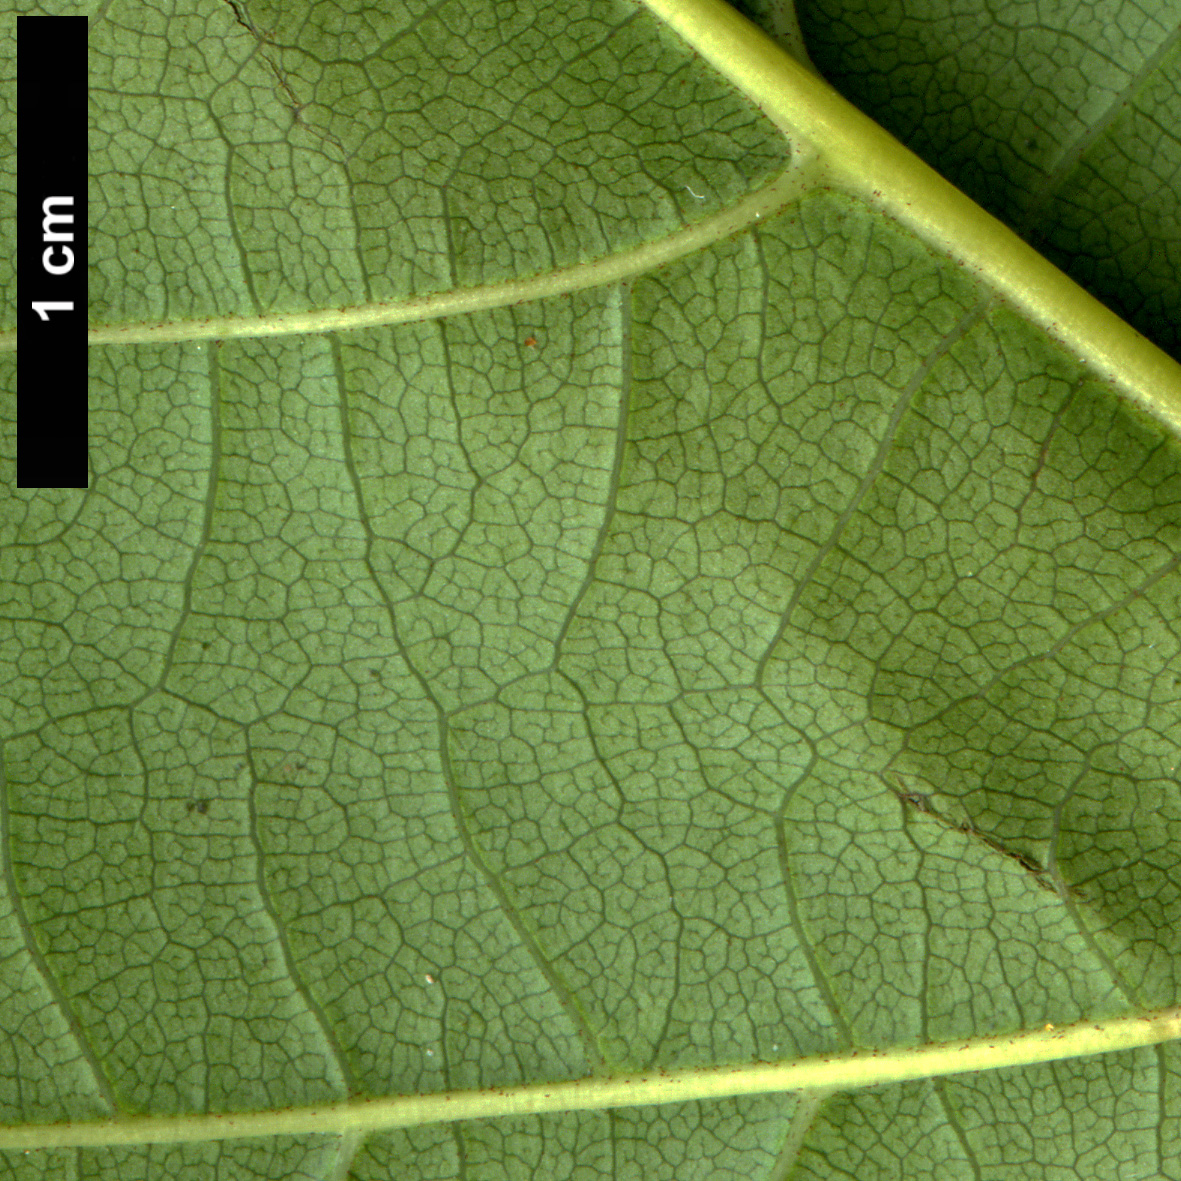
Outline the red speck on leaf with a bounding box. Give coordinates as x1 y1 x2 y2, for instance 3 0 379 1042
523 336 537 347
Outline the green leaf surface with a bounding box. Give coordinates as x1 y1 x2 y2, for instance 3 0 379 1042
782 0 1181 363
3 0 1181 1178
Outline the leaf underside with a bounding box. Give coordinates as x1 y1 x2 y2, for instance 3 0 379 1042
1 0 1180 1178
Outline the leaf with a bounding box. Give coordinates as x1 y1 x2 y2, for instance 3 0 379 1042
2 0 1181 1178
784 0 1181 363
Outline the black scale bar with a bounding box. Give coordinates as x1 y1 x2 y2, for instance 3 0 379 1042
17 15 88 489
